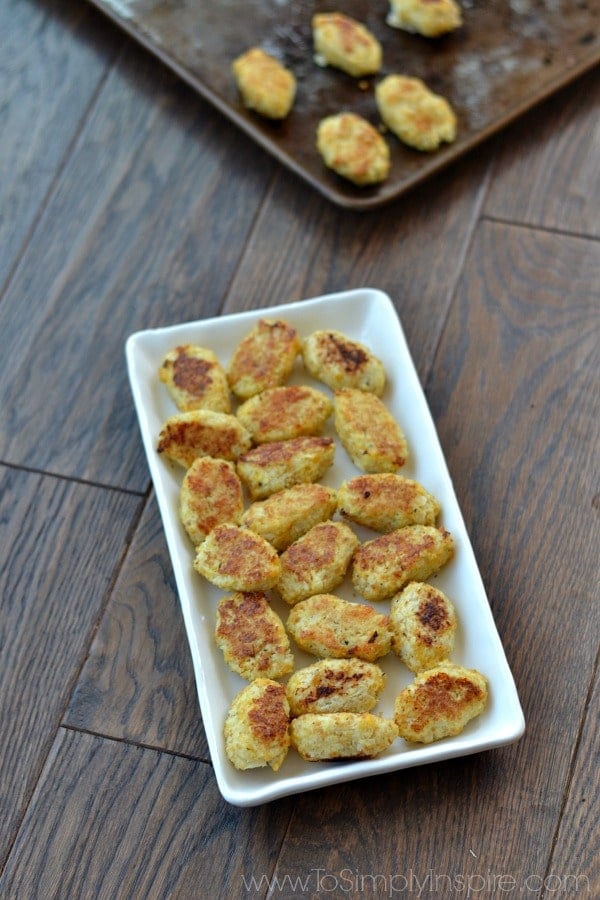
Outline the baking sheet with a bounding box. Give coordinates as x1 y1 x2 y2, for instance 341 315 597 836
89 0 599 209
126 288 525 806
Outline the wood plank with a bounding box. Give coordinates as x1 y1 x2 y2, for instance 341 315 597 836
0 0 119 288
270 222 599 885
428 222 599 864
546 661 599 895
484 66 600 236
0 465 142 870
222 145 494 383
65 492 208 759
0 728 293 898
428 222 599 641
0 38 273 491
266 750 545 893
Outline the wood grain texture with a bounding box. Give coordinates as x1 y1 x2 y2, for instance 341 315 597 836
269 747 557 894
222 147 493 382
484 66 600 236
0 728 293 899
0 0 118 289
65 493 209 759
547 664 599 895
428 222 599 646
429 223 598 870
0 466 142 870
0 39 272 491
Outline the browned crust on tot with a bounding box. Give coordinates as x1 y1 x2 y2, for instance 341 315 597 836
227 319 301 399
237 435 335 499
158 344 230 412
248 681 289 741
193 524 280 591
224 678 290 771
242 483 338 551
236 384 332 443
215 591 294 681
180 457 244 544
277 520 359 605
394 664 488 743
286 593 392 662
157 410 251 467
334 388 408 472
352 525 454 602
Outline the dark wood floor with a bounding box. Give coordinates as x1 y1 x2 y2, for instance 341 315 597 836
1 1 598 897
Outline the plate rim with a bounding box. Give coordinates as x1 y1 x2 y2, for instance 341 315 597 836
126 287 525 806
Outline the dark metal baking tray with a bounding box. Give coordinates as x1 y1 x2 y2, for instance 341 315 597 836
88 0 600 209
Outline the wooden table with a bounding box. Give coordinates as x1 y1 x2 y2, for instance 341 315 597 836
1 1 598 896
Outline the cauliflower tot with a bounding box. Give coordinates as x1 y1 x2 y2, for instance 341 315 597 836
376 74 457 151
387 0 462 38
224 679 290 771
390 581 457 672
232 47 296 119
317 112 391 187
351 525 454 602
158 344 231 413
312 13 382 77
302 329 386 395
193 524 281 592
394 663 488 743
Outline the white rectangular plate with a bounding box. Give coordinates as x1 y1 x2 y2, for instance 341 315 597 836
126 288 524 806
